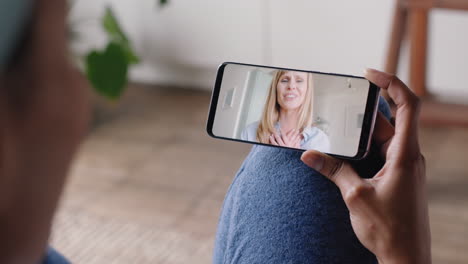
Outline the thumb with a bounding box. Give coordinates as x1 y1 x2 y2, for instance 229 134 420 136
301 150 363 192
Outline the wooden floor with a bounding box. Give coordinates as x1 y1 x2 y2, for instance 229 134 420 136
51 84 468 263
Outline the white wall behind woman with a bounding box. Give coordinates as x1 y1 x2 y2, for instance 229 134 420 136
70 0 468 102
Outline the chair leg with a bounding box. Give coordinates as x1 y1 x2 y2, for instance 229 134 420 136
385 3 407 75
409 8 429 97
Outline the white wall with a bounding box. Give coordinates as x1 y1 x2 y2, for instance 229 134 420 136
70 0 468 102
313 74 370 156
212 64 251 138
242 70 273 129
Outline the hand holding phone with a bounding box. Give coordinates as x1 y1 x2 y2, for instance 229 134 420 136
301 69 430 264
207 62 380 160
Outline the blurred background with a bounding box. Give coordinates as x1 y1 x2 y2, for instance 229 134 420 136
51 0 468 263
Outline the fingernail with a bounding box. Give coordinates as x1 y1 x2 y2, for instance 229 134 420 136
302 154 324 171
363 68 369 76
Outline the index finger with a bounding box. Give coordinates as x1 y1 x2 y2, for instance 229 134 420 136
364 68 421 160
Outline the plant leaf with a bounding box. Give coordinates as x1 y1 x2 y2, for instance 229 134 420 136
103 6 128 43
121 43 139 64
85 42 129 100
102 6 139 64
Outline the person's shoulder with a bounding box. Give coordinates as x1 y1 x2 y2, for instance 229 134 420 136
302 126 330 152
304 126 328 139
314 126 328 138
241 121 260 141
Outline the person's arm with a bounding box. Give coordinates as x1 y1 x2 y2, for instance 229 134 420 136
301 69 431 264
0 0 90 262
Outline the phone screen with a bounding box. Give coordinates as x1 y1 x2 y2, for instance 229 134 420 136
207 62 379 159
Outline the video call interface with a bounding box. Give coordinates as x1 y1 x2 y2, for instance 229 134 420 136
211 64 371 157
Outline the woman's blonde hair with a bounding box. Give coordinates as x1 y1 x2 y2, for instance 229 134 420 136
256 70 314 143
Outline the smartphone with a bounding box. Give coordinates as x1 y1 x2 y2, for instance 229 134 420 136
206 62 380 160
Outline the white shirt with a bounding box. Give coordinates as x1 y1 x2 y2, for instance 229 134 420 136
240 121 330 152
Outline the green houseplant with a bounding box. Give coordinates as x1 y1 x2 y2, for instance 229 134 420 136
76 0 169 100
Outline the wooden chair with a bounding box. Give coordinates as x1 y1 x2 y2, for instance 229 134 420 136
385 0 468 126
386 0 468 96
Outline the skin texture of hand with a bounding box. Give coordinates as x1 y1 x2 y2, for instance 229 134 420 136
270 129 301 148
301 69 431 264
0 0 90 263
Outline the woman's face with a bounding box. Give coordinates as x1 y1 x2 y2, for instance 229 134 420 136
276 71 308 111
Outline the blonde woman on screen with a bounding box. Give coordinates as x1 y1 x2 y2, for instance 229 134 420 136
241 70 330 152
